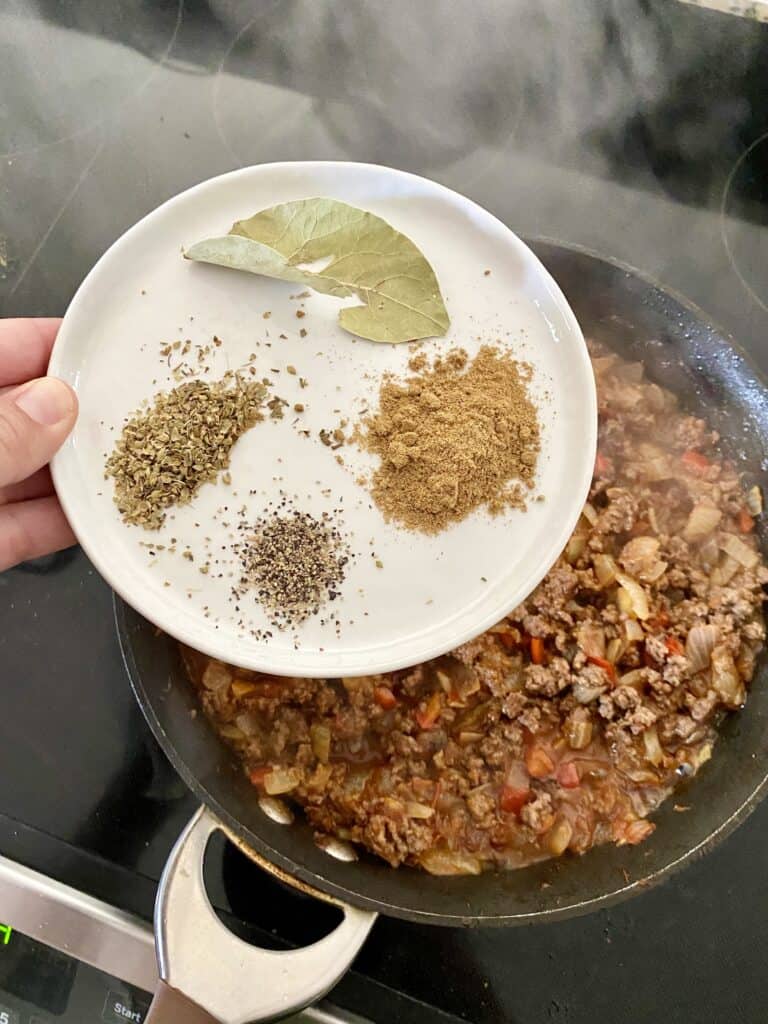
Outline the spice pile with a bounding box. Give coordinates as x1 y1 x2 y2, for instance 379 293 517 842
105 375 267 528
358 345 541 533
233 500 350 631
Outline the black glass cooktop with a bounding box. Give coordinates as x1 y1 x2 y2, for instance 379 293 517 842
2 2 768 1022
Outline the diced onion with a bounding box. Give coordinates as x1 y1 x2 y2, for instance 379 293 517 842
577 622 606 659
711 554 739 586
235 712 260 736
566 712 593 750
619 537 667 583
618 669 649 688
615 570 651 620
582 502 599 526
624 619 645 644
264 766 302 795
643 382 666 412
566 534 587 564
310 724 331 764
642 726 664 766
710 646 746 709
231 678 257 698
737 644 756 680
606 637 626 664
746 485 763 517
218 723 245 740
614 361 644 383
592 354 619 377
699 535 720 570
594 554 618 587
342 769 370 796
719 533 759 569
682 504 722 543
420 848 482 876
619 819 655 845
405 801 435 819
689 742 713 770
685 624 718 673
547 818 573 856
435 669 453 694
202 661 232 691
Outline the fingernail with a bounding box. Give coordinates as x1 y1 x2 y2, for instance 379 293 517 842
15 377 75 426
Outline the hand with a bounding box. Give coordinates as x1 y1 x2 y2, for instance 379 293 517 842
0 318 78 571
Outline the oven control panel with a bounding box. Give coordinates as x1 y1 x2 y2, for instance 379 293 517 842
0 924 150 1024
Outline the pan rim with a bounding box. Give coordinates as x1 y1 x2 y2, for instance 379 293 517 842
116 239 768 926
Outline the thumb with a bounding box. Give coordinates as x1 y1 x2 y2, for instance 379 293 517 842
0 377 78 487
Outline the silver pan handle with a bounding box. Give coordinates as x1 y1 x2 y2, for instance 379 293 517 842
145 805 377 1024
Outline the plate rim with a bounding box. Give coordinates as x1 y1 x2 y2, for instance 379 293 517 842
50 160 597 676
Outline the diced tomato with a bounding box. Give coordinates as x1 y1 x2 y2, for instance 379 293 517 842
738 507 755 533
594 450 612 477
415 692 442 730
681 450 710 476
665 635 684 657
374 685 398 710
557 761 581 789
530 637 546 664
526 746 555 779
500 785 531 814
249 766 269 787
587 654 617 683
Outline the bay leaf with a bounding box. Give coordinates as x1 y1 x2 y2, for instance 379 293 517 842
184 197 450 343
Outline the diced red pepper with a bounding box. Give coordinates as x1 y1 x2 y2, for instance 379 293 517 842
374 685 398 710
557 761 580 789
415 691 442 730
530 637 546 664
738 507 755 533
665 635 685 657
681 450 710 476
249 766 269 787
500 785 531 814
594 450 612 477
526 746 555 779
587 654 617 683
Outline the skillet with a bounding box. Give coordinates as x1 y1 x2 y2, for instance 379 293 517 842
117 241 768 1023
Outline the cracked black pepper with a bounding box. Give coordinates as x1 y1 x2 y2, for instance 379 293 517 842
233 502 350 629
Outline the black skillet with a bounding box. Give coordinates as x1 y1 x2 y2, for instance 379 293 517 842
118 242 768 1023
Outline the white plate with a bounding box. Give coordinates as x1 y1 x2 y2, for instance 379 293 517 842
50 162 596 677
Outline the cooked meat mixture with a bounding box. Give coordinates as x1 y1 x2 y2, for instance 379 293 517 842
182 343 767 875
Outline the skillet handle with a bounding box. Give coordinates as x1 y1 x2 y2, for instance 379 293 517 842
147 982 220 1024
146 805 376 1024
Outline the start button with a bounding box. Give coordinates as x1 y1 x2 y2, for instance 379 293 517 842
102 989 150 1024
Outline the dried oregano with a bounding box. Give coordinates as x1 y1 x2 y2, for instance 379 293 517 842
105 376 267 529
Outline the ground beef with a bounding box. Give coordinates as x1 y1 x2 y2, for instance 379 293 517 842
183 342 766 875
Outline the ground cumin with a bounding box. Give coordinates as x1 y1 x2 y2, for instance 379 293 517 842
359 345 540 533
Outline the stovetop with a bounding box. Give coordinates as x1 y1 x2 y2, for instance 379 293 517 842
2 2 768 1022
